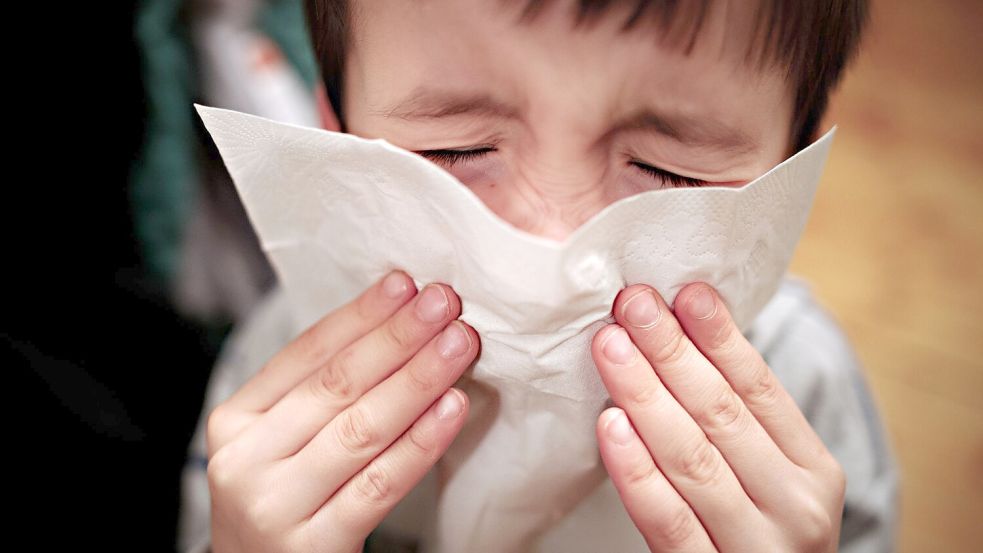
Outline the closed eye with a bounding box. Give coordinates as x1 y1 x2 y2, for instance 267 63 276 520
417 147 496 167
417 147 711 188
629 160 710 187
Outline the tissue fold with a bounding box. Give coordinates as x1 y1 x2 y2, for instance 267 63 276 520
194 103 834 552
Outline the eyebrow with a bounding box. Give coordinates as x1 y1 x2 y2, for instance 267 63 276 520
374 87 758 154
373 88 520 121
614 110 758 154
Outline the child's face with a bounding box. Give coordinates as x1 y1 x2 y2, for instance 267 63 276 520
342 0 794 240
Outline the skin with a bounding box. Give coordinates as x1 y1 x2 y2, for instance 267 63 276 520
206 1 845 551
208 273 477 552
343 0 795 240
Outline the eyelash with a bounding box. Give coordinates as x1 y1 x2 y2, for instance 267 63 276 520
629 160 710 187
418 147 495 167
418 147 709 187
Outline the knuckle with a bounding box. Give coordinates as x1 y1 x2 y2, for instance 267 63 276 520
406 421 437 460
697 388 748 436
312 353 356 403
707 318 739 351
823 456 847 498
205 446 238 492
243 493 273 530
354 291 376 321
335 407 377 455
205 405 231 449
742 367 782 409
352 463 394 506
624 460 660 487
676 440 723 488
295 328 331 367
650 330 688 366
243 493 284 537
627 381 663 408
382 317 417 350
405 362 441 393
654 505 699 548
794 497 836 550
834 461 847 494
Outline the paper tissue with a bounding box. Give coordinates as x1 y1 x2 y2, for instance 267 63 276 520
194 103 835 552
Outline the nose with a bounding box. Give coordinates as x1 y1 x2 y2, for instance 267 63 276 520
522 217 584 242
477 170 611 242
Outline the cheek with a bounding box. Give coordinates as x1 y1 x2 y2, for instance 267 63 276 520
441 160 515 217
441 160 506 189
618 168 665 196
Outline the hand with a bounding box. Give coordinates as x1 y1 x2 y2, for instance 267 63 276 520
205 270 479 553
591 283 846 552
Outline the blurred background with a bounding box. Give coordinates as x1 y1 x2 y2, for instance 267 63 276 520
10 0 980 551
790 1 983 550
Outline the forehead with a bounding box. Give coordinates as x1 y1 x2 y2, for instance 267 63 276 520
346 0 791 145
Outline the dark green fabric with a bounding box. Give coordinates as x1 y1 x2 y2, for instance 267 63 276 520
131 0 319 290
131 0 199 289
258 0 320 90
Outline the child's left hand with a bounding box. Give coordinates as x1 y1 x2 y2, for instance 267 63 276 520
591 282 846 552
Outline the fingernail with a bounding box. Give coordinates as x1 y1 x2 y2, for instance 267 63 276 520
416 284 449 323
606 410 637 445
436 389 464 420
437 321 471 359
382 271 408 298
601 327 636 365
622 290 661 328
688 287 717 320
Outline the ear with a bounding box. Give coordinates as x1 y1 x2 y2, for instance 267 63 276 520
315 81 342 132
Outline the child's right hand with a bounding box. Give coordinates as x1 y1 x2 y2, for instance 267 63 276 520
204 270 478 553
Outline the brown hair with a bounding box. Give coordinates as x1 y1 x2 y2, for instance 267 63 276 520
303 0 870 156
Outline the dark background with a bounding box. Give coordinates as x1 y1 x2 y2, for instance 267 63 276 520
10 3 219 550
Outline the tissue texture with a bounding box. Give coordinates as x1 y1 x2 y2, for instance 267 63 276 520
195 103 834 552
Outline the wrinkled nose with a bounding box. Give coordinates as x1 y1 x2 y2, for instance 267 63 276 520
452 144 616 242
476 177 611 242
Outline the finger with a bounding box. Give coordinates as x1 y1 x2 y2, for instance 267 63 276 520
206 271 417 457
225 270 415 415
597 408 717 553
612 285 803 506
673 283 834 470
298 388 470 551
591 323 763 549
275 321 478 516
233 282 462 462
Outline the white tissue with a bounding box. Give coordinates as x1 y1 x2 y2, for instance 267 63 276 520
194 103 835 552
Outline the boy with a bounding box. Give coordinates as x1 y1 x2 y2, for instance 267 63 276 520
180 1 898 551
